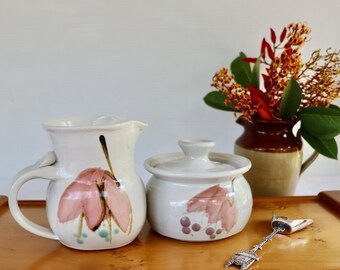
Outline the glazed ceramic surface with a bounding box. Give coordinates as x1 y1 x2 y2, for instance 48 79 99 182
234 145 302 196
234 117 305 196
144 139 252 242
9 116 147 250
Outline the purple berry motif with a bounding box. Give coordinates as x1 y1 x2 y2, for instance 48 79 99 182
180 216 191 227
191 223 201 232
182 227 191 234
179 216 224 239
205 227 215 236
216 228 223 235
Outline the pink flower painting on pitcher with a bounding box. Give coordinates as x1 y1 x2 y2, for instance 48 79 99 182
180 185 237 239
57 135 132 244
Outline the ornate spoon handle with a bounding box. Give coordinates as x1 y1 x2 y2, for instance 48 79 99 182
225 226 284 269
225 213 313 270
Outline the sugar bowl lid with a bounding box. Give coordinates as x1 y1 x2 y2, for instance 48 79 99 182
144 139 251 179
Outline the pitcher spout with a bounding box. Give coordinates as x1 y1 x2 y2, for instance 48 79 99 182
124 120 148 144
132 120 148 131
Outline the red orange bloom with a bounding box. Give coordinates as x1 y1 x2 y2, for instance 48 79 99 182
211 22 340 121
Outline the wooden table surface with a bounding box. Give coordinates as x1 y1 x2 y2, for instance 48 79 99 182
0 194 339 270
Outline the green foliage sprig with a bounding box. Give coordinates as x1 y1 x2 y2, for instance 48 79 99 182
204 22 340 159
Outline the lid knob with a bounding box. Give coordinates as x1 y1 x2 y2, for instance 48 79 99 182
144 138 246 179
178 139 215 162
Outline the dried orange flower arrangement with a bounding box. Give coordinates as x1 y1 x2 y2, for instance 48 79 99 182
204 22 340 159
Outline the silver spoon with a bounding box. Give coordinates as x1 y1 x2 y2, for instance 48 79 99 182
225 213 313 270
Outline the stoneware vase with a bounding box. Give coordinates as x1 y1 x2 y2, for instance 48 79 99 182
9 116 147 250
234 117 317 196
144 139 252 242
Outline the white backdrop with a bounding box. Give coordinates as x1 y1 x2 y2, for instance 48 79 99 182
1 0 339 199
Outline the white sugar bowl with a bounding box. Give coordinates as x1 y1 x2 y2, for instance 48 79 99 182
144 139 253 241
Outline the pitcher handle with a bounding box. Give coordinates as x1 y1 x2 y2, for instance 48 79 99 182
300 150 319 175
8 151 59 240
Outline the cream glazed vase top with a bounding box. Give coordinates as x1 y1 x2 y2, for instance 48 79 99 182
9 116 147 250
234 118 318 196
144 139 253 242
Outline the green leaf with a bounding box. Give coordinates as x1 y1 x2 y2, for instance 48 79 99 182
279 78 302 120
299 106 340 139
300 127 338 159
329 104 340 112
250 56 261 89
203 91 235 111
230 52 252 87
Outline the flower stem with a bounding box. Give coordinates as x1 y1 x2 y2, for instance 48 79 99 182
108 215 112 242
77 212 84 242
99 135 120 187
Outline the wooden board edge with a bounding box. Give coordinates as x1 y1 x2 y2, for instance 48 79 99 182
0 196 8 216
0 196 8 208
318 190 340 213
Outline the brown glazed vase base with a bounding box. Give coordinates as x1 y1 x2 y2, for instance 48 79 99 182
234 144 302 196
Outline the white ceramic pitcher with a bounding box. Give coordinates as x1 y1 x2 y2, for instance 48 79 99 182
9 116 147 250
